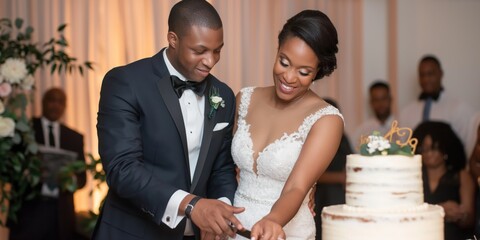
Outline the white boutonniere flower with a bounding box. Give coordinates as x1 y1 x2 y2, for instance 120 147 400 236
208 87 225 119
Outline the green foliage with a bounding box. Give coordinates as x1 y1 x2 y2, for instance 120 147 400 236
360 141 413 156
0 17 94 224
59 154 105 234
0 17 94 75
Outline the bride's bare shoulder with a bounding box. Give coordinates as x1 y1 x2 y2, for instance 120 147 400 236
305 92 331 110
250 86 273 100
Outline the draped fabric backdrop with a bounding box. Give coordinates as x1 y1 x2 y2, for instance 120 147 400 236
0 0 363 213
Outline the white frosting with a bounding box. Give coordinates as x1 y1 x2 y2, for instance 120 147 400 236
322 204 444 240
346 154 423 209
322 154 445 240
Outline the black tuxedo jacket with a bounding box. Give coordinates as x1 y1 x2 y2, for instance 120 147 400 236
8 117 86 240
93 49 237 240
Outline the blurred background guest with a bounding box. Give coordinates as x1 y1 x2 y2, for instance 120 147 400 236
350 81 394 152
400 55 477 159
413 121 475 240
8 88 86 240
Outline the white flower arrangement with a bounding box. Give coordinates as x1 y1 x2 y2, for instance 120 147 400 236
359 121 417 156
0 58 28 84
0 116 15 137
0 17 93 224
366 134 391 155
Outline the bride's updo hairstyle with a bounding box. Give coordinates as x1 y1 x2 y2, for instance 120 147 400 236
278 10 338 81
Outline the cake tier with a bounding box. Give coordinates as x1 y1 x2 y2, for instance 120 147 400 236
322 204 444 240
346 154 423 209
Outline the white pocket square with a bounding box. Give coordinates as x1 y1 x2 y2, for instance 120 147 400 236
213 122 229 131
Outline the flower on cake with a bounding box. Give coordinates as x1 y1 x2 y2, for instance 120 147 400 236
360 120 418 156
365 132 391 155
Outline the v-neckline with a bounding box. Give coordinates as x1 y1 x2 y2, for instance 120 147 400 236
244 120 300 175
237 86 333 176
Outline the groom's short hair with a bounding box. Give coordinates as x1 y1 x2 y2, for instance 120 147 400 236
168 0 223 37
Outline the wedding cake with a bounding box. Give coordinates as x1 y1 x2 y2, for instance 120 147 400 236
321 121 444 240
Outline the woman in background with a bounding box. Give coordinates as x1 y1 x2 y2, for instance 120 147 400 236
413 121 475 240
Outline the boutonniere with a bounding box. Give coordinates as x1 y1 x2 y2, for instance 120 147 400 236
208 86 225 119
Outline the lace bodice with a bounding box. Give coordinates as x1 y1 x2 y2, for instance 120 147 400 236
231 87 343 239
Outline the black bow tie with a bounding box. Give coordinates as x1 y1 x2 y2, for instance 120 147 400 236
418 88 443 101
170 75 207 98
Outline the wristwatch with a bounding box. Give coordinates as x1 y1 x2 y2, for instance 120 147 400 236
185 196 202 219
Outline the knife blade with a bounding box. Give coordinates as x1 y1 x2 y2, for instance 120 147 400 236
236 228 252 239
228 222 252 239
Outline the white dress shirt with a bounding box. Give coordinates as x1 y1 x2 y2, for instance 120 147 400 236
161 50 231 233
40 117 60 197
399 92 477 156
41 117 60 148
160 50 207 235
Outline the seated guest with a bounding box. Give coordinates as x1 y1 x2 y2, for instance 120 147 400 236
413 121 475 240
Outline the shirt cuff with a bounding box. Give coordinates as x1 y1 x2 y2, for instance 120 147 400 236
162 190 189 228
218 197 231 205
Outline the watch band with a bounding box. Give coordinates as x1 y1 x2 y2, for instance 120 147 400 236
185 196 202 219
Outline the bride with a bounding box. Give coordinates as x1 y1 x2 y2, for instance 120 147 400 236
231 10 343 240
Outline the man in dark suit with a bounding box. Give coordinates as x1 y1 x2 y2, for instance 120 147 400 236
9 88 86 240
93 1 244 240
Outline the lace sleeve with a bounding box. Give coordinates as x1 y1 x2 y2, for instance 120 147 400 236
297 105 344 140
237 87 255 121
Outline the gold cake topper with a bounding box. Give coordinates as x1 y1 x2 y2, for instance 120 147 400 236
359 120 418 156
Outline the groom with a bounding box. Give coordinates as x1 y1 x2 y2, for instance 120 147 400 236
93 1 243 239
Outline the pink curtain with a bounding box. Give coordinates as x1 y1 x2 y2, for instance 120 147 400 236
0 0 364 213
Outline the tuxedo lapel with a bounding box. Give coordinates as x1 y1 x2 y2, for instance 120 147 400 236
154 57 191 181
191 80 215 191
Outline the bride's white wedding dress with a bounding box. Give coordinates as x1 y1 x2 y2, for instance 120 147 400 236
231 87 343 240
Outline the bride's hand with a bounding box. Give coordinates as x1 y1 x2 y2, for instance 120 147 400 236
251 217 286 240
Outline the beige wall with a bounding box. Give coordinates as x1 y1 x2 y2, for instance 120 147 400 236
396 0 480 111
356 0 480 135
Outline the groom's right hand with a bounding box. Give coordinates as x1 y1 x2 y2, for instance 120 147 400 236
190 198 245 238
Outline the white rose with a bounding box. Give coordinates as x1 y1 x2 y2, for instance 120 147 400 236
21 74 35 90
0 116 15 137
0 100 4 114
0 58 28 84
211 96 223 104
